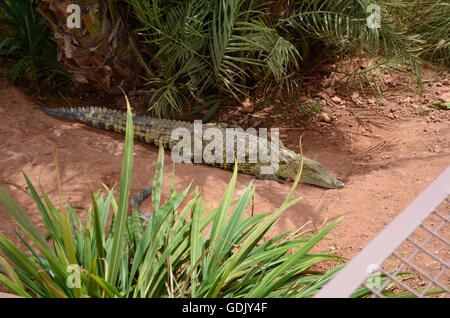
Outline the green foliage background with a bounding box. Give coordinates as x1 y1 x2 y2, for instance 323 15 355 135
126 0 449 118
0 1 448 114
0 0 73 90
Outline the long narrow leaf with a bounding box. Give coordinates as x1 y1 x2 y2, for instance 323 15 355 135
107 96 134 286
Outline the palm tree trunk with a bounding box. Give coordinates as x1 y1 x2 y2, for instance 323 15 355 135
38 0 144 94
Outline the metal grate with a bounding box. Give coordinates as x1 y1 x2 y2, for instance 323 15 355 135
362 200 449 298
315 166 450 298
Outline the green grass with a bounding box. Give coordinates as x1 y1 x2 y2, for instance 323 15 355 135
301 101 322 118
419 109 431 116
428 102 450 110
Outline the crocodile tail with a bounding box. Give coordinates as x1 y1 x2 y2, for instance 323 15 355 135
42 107 87 122
42 106 128 134
130 186 153 222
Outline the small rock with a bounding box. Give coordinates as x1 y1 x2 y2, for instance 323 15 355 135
368 98 376 104
320 99 327 106
319 112 332 123
442 78 449 85
317 87 336 99
241 98 254 113
317 92 327 99
298 95 308 103
387 113 395 119
438 91 450 103
384 73 392 85
351 90 360 99
331 96 342 103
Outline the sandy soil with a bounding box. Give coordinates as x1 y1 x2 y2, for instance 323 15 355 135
0 66 448 294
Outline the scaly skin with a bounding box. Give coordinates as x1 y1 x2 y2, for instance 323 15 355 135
42 106 344 189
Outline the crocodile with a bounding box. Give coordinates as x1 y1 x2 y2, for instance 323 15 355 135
42 106 344 189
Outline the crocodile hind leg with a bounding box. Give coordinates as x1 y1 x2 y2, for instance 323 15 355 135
130 186 153 222
253 170 287 184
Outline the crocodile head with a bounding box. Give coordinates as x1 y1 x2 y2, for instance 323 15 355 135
275 149 344 189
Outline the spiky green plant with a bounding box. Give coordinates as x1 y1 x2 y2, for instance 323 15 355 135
0 0 72 90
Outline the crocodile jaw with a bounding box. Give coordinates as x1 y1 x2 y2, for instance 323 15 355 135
276 153 344 189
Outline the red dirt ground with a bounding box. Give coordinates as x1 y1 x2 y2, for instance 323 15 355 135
0 65 449 294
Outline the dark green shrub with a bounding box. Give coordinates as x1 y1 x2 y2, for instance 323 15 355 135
0 0 73 90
